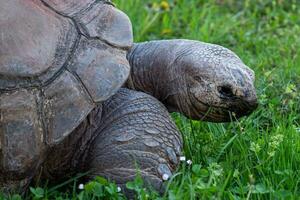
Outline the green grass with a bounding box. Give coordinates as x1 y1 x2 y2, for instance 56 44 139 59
2 0 300 199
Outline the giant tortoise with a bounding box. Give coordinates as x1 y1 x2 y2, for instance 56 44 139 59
0 0 257 195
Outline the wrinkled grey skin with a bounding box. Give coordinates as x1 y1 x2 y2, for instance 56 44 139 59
0 0 257 197
127 40 257 122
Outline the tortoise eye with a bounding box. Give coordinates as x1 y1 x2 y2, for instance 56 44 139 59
193 76 203 83
218 85 235 98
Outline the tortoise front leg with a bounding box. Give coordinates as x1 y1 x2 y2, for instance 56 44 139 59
86 88 183 194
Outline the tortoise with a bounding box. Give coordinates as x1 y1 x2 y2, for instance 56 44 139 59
0 0 258 195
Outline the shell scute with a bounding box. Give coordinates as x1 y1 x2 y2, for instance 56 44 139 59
68 38 130 103
43 71 94 145
0 0 77 89
74 3 133 48
0 89 44 175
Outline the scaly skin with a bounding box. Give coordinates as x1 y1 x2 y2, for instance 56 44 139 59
127 40 258 122
34 88 182 197
86 88 182 195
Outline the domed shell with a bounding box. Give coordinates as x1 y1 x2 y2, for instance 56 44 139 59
0 0 133 174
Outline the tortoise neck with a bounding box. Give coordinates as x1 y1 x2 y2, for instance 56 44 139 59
126 41 178 102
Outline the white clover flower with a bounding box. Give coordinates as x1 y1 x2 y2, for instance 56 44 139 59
162 174 169 181
117 186 121 192
186 160 192 165
78 183 84 190
179 156 186 161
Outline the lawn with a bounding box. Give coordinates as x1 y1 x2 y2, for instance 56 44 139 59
2 0 300 199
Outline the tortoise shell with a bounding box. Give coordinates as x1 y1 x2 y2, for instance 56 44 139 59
0 0 132 175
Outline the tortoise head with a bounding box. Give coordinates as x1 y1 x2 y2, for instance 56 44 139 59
167 41 258 122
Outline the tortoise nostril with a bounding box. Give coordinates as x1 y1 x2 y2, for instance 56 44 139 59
218 85 235 98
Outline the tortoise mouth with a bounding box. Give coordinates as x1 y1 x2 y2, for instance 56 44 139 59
189 91 257 122
184 89 230 122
